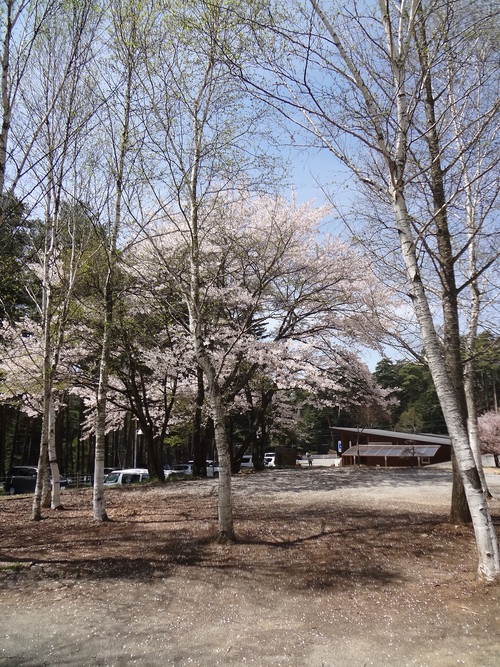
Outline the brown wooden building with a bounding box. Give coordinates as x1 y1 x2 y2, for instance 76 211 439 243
332 427 451 467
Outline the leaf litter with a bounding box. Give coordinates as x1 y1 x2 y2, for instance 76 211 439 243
1 466 500 666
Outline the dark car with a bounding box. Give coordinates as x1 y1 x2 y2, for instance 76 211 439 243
3 466 68 495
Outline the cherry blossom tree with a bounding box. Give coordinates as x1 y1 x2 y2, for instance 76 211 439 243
478 412 500 468
237 342 390 465
135 187 391 517
0 315 79 498
105 304 194 477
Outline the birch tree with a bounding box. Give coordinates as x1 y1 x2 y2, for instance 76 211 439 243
443 12 500 497
138 0 280 541
16 0 102 518
91 0 144 521
0 0 69 225
314 0 499 580
253 0 500 580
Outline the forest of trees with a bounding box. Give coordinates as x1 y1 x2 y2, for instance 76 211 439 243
3 340 498 480
0 1 498 578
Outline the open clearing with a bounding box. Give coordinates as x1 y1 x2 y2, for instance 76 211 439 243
1 466 500 667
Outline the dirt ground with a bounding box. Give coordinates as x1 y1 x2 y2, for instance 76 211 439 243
1 466 500 667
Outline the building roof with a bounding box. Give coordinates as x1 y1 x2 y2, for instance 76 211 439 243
342 444 441 458
332 427 451 446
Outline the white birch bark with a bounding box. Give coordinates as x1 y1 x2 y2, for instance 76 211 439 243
381 5 499 579
184 43 236 541
393 190 499 580
465 361 489 496
463 233 489 495
32 401 49 519
30 2 97 518
47 392 62 508
32 169 55 520
447 70 497 497
93 3 135 521
93 308 110 521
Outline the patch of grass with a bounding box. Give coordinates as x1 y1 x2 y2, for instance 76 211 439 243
2 562 24 572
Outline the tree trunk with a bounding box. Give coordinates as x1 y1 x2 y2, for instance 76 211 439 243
189 302 235 540
143 428 165 481
32 408 48 521
93 279 111 522
415 11 471 521
210 384 235 542
185 49 235 539
393 189 499 581
0 405 9 477
192 366 207 477
93 14 134 519
191 331 235 540
48 394 63 509
34 190 55 519
450 454 471 524
465 366 490 497
0 0 14 202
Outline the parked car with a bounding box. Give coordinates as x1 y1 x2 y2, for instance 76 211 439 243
171 463 193 476
188 460 220 478
264 453 275 467
103 468 150 486
206 460 220 478
3 466 68 495
240 454 253 469
164 468 185 480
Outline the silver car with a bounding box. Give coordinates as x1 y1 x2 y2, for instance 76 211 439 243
103 468 150 486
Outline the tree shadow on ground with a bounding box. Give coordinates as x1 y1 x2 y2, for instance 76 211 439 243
0 482 477 595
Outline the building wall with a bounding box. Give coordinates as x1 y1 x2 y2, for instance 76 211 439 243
341 454 442 467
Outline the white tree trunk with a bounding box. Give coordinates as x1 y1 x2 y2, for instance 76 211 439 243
393 190 500 581
189 317 235 541
465 365 490 497
32 410 49 521
93 316 109 521
184 42 236 541
48 393 62 509
307 0 500 582
210 387 235 542
92 9 134 520
33 186 55 519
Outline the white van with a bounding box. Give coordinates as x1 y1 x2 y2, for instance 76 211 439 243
104 468 150 486
240 454 253 469
264 453 275 467
206 460 220 478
